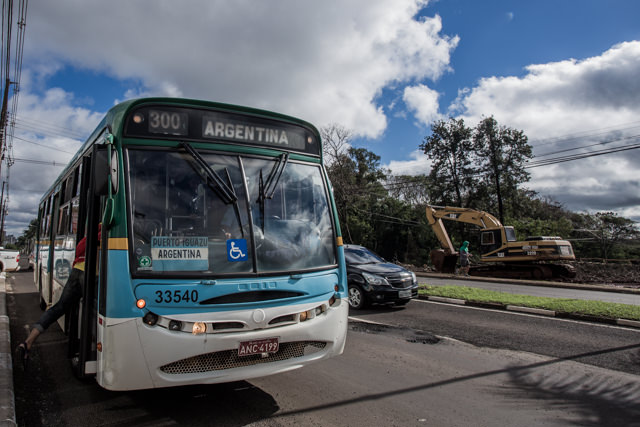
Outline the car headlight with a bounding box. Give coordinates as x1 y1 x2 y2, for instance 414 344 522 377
410 271 417 284
362 272 390 286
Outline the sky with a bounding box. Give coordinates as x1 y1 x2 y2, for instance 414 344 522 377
3 0 640 237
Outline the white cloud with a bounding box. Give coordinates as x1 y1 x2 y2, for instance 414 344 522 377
451 41 640 137
387 149 431 175
403 84 441 127
4 72 104 236
25 0 457 139
447 41 640 220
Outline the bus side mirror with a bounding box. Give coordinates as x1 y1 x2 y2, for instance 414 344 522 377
93 148 110 196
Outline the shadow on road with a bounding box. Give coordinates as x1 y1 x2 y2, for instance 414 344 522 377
8 272 279 427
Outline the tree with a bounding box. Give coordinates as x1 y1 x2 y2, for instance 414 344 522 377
473 116 532 224
321 123 352 166
386 174 432 206
420 118 475 207
321 124 356 241
320 125 389 246
576 211 640 259
16 218 38 252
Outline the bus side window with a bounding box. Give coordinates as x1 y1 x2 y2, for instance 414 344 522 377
131 153 166 241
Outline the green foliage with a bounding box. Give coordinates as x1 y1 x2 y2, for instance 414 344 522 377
507 217 574 240
419 285 640 321
16 218 39 252
472 116 532 223
420 118 475 206
571 211 640 259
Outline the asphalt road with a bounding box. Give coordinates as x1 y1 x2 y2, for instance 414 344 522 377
7 270 640 426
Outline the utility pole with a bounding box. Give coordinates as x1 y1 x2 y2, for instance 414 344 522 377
0 181 5 244
0 78 11 179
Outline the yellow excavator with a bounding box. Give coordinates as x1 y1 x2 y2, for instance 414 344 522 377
426 205 576 279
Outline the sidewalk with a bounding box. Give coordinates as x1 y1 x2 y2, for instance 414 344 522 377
0 273 16 426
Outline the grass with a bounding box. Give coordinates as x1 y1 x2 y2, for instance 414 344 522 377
419 285 640 322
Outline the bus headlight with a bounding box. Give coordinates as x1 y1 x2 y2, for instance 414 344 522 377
192 322 206 335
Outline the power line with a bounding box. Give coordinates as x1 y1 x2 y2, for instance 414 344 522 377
13 157 66 167
11 114 86 140
526 141 640 168
12 134 77 154
534 134 640 158
528 120 640 147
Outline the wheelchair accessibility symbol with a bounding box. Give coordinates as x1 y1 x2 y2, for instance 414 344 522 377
227 239 248 262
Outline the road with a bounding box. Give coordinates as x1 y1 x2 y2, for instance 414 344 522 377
7 270 640 426
418 274 640 305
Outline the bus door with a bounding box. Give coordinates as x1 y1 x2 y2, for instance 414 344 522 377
42 192 60 309
70 144 111 378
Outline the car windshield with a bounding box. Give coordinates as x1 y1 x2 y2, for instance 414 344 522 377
128 148 336 275
345 247 385 265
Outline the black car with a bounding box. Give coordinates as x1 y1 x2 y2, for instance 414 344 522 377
344 244 419 309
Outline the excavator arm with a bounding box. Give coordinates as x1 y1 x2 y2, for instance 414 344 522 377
425 206 455 255
425 205 503 254
428 206 503 228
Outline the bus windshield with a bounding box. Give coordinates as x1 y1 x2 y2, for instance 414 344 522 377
128 148 336 275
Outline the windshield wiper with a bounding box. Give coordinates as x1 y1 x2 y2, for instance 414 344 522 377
181 142 237 205
258 153 289 229
223 167 245 238
181 142 246 237
260 153 289 202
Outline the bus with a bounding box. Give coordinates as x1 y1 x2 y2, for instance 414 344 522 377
33 97 348 390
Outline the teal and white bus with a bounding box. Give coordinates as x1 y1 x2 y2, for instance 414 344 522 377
34 98 348 390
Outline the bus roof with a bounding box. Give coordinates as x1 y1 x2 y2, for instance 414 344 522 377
39 97 323 204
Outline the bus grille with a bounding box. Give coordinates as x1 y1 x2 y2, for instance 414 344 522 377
159 341 327 374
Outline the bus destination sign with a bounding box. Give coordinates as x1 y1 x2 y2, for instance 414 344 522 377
125 104 319 156
201 113 307 151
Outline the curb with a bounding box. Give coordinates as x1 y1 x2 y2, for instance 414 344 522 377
421 295 640 329
0 273 16 426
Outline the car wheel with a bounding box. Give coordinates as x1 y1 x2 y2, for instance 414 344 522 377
348 284 367 309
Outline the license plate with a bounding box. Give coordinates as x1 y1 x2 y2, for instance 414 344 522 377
238 337 279 357
398 289 412 299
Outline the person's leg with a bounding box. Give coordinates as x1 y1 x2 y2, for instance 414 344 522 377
23 268 84 350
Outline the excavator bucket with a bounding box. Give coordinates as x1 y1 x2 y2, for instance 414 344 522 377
430 249 458 273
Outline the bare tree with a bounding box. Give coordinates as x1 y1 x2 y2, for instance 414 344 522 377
321 123 352 166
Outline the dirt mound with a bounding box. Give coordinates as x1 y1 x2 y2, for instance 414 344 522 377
569 261 640 288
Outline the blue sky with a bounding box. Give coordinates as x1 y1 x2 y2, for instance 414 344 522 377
4 0 640 236
364 0 640 163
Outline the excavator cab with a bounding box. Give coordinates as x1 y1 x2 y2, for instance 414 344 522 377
480 226 517 254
